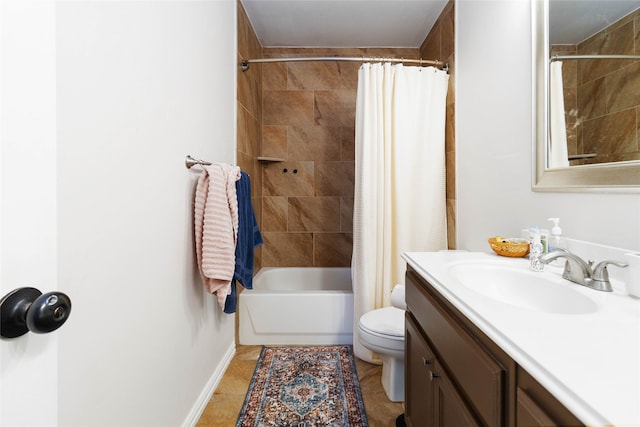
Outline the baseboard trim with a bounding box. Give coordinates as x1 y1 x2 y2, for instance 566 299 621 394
182 342 236 427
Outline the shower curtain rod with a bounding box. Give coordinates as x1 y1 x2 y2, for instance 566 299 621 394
550 54 640 62
240 56 448 72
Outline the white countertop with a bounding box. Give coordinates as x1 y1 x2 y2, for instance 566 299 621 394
403 251 640 427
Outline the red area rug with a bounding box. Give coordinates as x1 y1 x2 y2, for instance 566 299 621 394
236 345 368 427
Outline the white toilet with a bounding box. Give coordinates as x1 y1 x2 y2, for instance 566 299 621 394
357 285 406 402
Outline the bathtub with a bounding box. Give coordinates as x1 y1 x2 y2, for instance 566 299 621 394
238 267 354 345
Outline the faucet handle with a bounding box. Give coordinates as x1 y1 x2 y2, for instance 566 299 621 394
592 260 628 280
591 260 628 291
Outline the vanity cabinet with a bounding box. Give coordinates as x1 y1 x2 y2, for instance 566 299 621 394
405 267 506 427
405 266 585 427
406 315 482 427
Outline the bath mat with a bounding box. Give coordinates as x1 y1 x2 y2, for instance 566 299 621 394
236 345 368 427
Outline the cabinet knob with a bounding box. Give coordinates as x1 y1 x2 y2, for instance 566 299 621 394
422 357 432 366
429 371 440 381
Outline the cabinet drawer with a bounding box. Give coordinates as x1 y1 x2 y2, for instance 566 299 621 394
516 366 583 427
406 270 505 427
517 388 557 427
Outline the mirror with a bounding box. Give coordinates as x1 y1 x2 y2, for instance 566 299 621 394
533 0 640 192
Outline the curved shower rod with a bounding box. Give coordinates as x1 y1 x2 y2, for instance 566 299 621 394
550 54 640 62
240 56 449 72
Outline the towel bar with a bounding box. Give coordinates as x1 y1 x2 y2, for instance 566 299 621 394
185 155 212 169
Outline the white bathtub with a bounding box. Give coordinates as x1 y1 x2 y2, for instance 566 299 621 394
238 267 354 345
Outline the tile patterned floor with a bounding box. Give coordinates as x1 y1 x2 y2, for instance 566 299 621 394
196 345 404 427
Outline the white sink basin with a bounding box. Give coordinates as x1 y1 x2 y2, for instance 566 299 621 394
447 262 599 315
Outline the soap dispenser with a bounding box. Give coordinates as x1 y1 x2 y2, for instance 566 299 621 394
547 218 566 253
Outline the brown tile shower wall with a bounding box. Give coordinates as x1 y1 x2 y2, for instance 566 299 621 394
421 1 456 250
237 1 263 270
554 8 640 165
238 0 457 267
260 47 419 267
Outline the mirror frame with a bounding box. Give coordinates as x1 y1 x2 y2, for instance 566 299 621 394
532 0 640 193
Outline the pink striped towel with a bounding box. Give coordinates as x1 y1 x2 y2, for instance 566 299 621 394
194 163 241 307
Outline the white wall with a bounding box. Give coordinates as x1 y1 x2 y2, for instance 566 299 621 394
56 1 237 426
456 0 640 253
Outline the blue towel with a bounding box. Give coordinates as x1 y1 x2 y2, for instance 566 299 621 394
224 171 263 314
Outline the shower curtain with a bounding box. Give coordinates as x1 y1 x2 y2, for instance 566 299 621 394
549 61 570 168
352 63 449 362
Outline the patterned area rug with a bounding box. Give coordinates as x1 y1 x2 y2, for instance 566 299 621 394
236 345 369 427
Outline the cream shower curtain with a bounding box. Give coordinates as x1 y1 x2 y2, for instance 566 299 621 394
352 63 449 362
549 61 570 168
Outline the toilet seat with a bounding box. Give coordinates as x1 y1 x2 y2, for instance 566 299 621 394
358 306 404 337
357 307 404 353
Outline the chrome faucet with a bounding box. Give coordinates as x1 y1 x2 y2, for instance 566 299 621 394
539 251 628 292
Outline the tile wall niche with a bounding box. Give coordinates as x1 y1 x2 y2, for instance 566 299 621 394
553 8 640 165
238 0 457 268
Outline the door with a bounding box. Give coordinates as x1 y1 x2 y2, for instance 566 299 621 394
0 0 59 425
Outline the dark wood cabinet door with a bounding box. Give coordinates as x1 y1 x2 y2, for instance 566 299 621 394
433 359 483 427
406 314 436 427
406 314 482 427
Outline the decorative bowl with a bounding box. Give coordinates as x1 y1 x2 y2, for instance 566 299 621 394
488 237 530 258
